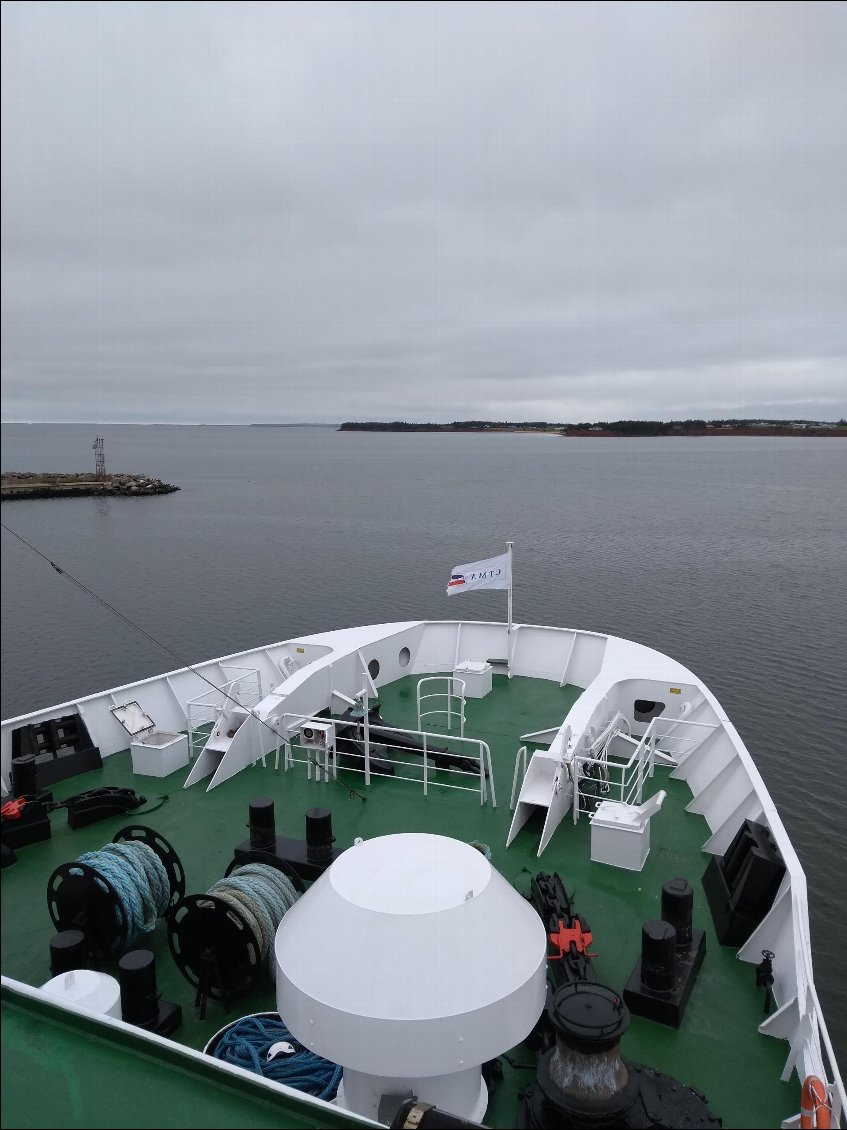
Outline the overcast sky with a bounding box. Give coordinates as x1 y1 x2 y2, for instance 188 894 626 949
2 1 845 424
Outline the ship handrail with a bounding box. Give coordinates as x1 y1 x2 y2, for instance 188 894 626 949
278 710 497 808
791 876 846 1124
572 724 652 815
804 980 845 1127
684 705 846 1125
775 884 847 1127
416 676 467 738
510 745 528 810
629 714 718 773
185 668 263 761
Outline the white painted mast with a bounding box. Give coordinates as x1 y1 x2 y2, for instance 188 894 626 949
507 540 514 676
506 540 514 637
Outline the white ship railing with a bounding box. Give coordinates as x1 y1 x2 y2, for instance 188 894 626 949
510 746 529 810
755 869 847 1128
573 728 650 817
635 714 718 767
573 714 719 816
275 711 495 807
670 708 845 1125
416 676 466 737
186 667 262 760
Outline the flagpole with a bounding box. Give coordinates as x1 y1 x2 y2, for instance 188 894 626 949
506 541 514 676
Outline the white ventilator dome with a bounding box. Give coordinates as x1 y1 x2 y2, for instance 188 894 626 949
275 833 547 1122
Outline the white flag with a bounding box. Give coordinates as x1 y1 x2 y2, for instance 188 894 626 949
446 551 511 596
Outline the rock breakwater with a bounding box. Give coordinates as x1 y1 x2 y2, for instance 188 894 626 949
1 472 180 500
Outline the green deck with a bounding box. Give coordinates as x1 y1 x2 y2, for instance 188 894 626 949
1 673 796 1128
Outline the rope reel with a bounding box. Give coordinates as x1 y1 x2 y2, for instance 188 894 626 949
46 825 185 959
167 854 302 1015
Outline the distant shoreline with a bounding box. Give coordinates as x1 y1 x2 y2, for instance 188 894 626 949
337 423 846 437
560 427 846 438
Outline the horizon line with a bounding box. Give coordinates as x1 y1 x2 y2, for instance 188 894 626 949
0 420 339 427
2 416 845 427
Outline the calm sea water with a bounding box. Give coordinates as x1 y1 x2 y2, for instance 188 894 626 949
2 423 845 1061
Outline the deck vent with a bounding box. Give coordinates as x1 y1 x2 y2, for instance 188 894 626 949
275 833 547 1123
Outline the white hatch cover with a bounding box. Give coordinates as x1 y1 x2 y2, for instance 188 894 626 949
110 701 156 740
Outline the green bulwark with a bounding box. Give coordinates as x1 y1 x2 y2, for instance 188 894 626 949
2 674 797 1129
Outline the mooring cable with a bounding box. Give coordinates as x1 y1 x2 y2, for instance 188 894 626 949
1 522 366 801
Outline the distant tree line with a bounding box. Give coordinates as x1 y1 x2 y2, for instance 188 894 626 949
338 418 845 434
564 420 708 435
562 419 845 433
338 420 555 431
338 421 443 431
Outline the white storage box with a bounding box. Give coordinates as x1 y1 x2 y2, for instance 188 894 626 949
590 801 651 871
453 660 493 699
110 701 190 778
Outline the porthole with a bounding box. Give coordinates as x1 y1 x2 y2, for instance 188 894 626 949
368 658 380 680
398 647 411 668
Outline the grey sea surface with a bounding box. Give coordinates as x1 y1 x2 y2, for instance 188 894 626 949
2 423 845 1063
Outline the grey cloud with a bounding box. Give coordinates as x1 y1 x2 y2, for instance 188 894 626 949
2 1 845 423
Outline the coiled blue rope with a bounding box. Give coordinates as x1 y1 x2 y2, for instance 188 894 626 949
72 841 170 943
211 1014 342 1100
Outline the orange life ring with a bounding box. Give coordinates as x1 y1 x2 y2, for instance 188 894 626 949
800 1075 831 1129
